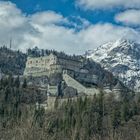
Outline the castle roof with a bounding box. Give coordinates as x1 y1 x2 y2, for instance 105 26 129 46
27 52 82 63
113 82 124 90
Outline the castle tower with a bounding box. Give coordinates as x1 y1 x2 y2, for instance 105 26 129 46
103 83 112 93
112 82 125 100
92 74 98 85
112 82 124 94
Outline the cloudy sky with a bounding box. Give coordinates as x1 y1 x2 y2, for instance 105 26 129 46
0 0 140 54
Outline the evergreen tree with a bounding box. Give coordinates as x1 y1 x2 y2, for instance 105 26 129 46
14 76 20 88
111 106 121 130
121 101 130 122
22 78 27 88
97 93 104 134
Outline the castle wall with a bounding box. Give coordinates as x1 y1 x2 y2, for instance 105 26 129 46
57 58 83 71
24 53 83 76
63 73 100 96
48 85 58 96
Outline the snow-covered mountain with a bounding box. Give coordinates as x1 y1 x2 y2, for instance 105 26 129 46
86 39 140 92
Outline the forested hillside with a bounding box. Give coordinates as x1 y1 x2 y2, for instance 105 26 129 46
0 76 140 140
0 46 27 75
34 94 140 140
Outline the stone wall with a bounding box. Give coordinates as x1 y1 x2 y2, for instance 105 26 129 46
63 73 100 96
24 53 83 77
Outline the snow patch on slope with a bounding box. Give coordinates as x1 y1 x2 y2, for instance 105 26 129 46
86 39 140 91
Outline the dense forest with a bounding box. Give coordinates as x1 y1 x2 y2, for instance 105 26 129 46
0 76 140 140
0 46 27 75
0 46 137 140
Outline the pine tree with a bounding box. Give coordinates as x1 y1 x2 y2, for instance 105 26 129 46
97 92 104 135
22 78 27 88
14 76 20 88
54 97 59 109
111 106 121 130
121 101 129 122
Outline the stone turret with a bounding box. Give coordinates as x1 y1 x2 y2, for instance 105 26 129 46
103 83 112 93
112 82 124 94
92 74 98 84
47 84 59 96
112 82 125 100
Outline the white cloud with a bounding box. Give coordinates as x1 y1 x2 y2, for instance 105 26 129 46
31 11 68 25
0 1 38 51
78 23 140 50
0 1 140 54
76 0 140 10
115 10 140 26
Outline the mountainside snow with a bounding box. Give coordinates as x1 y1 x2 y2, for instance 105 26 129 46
86 39 140 92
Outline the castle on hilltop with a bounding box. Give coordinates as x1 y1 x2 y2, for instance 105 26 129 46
24 52 127 99
24 53 84 77
24 52 100 96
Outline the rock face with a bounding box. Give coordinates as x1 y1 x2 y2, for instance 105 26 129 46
86 39 140 92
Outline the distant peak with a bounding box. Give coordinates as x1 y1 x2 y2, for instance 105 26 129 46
85 38 140 92
116 38 134 44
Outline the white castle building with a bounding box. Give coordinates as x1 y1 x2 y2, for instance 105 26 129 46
24 53 83 77
24 52 128 111
24 53 100 96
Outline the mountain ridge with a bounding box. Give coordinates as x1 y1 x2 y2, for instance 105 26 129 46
86 39 140 91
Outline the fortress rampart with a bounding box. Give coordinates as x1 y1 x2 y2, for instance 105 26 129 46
24 53 83 77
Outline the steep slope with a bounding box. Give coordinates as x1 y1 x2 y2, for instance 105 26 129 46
86 39 140 91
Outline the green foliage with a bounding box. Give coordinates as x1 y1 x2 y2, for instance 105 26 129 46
0 75 43 128
41 93 140 140
111 104 121 130
14 76 20 88
22 78 27 88
0 76 139 140
34 107 45 127
121 101 130 122
0 46 27 75
0 76 22 124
